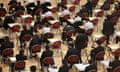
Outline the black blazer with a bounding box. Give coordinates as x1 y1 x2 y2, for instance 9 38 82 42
85 64 97 72
64 48 80 59
102 19 115 35
109 60 120 70
40 50 53 61
58 64 69 72
75 33 88 50
16 54 27 61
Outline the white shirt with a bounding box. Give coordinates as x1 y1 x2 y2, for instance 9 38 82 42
61 9 70 17
45 11 53 17
27 0 34 3
42 27 51 34
84 21 94 30
45 0 50 2
74 16 82 22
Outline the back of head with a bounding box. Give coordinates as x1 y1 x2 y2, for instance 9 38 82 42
0 3 3 7
19 49 24 55
45 45 50 50
114 55 119 60
30 65 36 72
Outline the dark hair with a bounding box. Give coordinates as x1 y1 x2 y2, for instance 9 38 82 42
30 65 36 72
0 3 3 7
19 49 24 54
96 40 102 45
115 55 119 60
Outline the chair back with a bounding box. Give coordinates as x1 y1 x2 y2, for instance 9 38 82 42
51 41 61 49
11 25 20 32
31 44 41 53
52 22 61 29
69 6 75 12
16 10 24 17
67 55 79 64
66 30 74 37
0 11 6 17
22 34 32 41
2 48 13 57
113 66 120 72
24 17 32 25
15 61 25 70
35 8 42 15
96 11 104 17
85 29 93 35
72 0 80 5
43 57 54 66
46 32 54 38
96 51 105 60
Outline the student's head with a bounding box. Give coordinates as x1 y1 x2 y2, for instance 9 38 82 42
45 45 50 50
4 36 10 41
19 49 24 55
0 3 4 8
37 1 40 5
114 55 119 60
18 2 21 6
96 40 102 45
30 65 36 72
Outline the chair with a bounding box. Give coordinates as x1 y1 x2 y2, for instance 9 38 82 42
91 19 98 26
42 57 54 66
80 12 89 18
69 6 75 13
23 17 32 25
11 25 20 32
61 1 67 6
63 15 70 19
66 30 75 37
51 41 61 49
16 10 24 17
22 34 32 41
0 10 6 17
46 16 54 21
113 66 120 72
15 61 25 71
46 32 54 38
102 3 110 10
10 3 17 9
51 7 57 14
35 8 42 15
67 55 79 64
95 11 104 17
95 51 105 61
2 48 13 57
52 22 61 32
85 29 93 35
112 48 120 56
31 44 41 53
111 17 118 24
72 0 80 5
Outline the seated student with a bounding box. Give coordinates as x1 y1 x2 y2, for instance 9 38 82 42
3 13 15 30
0 36 14 55
85 59 97 72
108 55 120 72
15 2 25 11
90 40 105 61
40 45 53 66
8 0 17 12
29 34 42 56
0 3 7 14
33 1 42 15
26 0 35 15
64 42 80 62
58 60 69 72
19 26 33 48
16 49 27 61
